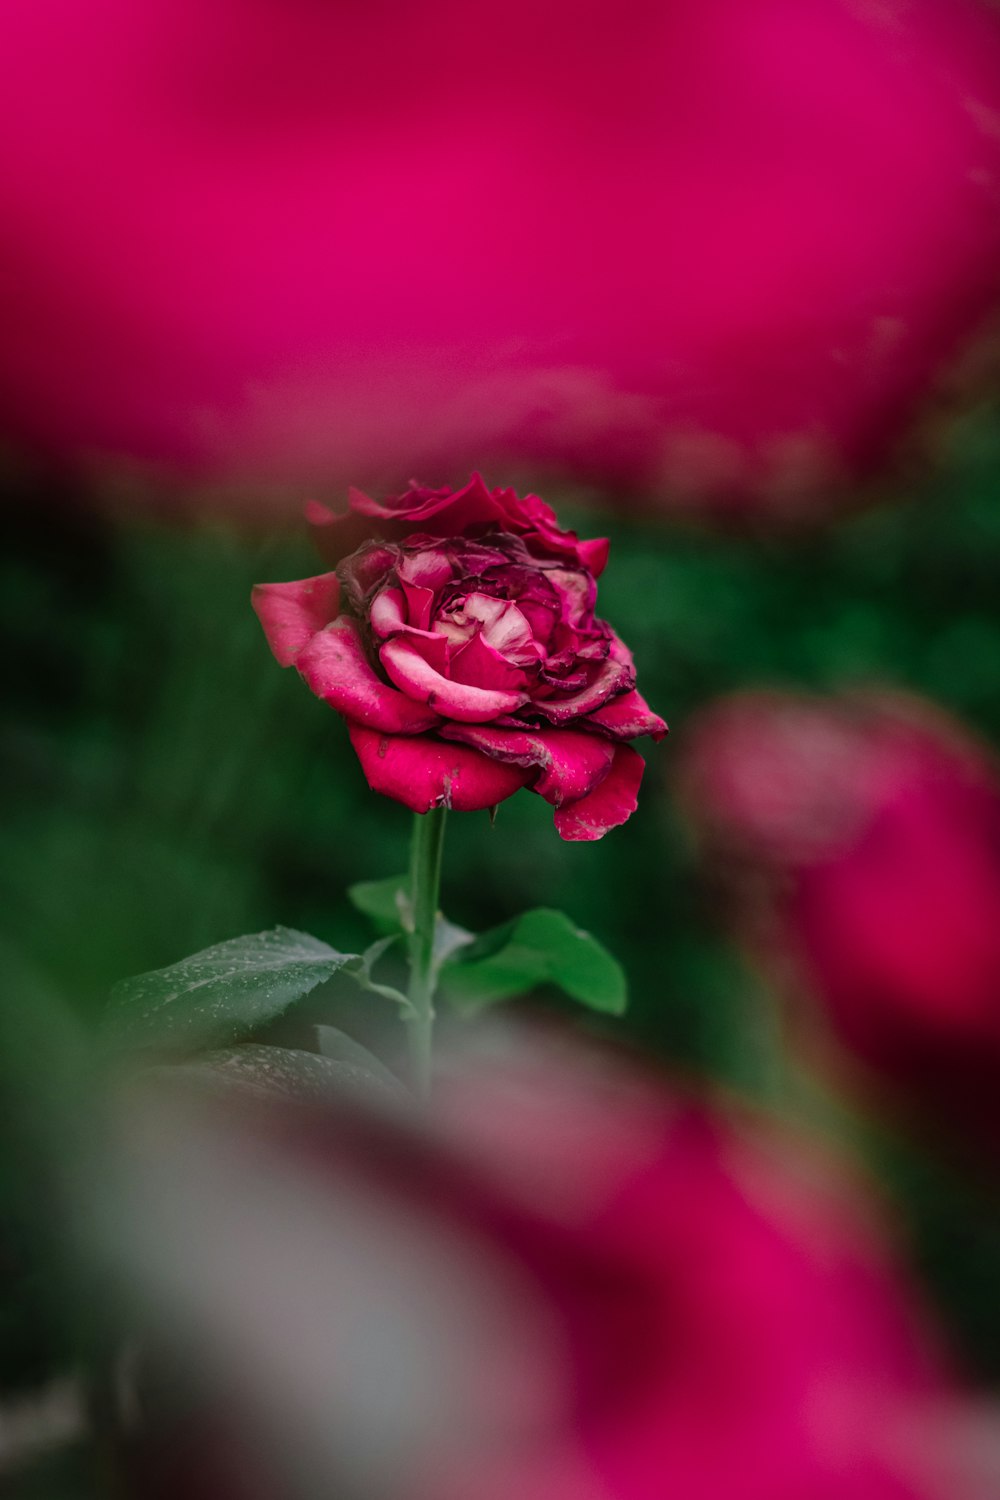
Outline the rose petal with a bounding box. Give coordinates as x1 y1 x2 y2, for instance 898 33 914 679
449 594 536 656
546 567 597 631
348 725 531 813
251 573 341 667
530 653 634 723
500 488 609 575
587 689 669 741
389 627 451 674
541 664 590 690
449 632 530 693
310 477 608 576
295 616 440 733
396 549 456 593
554 744 646 841
484 610 539 665
369 585 408 638
369 586 453 667
516 595 559 646
380 637 529 722
440 725 615 807
351 473 506 534
399 578 435 632
579 536 610 577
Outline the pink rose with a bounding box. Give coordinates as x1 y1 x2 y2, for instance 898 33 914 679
253 477 665 838
679 692 1000 1141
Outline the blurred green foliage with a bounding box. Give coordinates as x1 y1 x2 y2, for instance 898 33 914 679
2 404 1000 1400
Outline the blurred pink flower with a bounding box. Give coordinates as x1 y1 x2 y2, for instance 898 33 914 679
679 692 1000 1136
2 0 1000 513
118 1033 992 1499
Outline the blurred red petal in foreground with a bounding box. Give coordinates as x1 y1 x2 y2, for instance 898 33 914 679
678 692 1000 1139
2 1 1000 514
108 1032 995 1499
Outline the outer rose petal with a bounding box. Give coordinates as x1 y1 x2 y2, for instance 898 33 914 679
578 536 610 578
306 476 607 575
587 689 669 741
380 637 529 722
348 725 531 813
440 725 615 807
251 573 341 667
295 616 440 733
351 473 500 529
307 478 504 565
554 744 646 841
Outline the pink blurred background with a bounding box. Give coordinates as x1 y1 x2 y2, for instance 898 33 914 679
679 692 1000 1149
2 0 1000 513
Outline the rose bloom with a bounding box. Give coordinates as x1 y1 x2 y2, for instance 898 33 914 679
252 476 666 839
3 0 1000 514
678 692 1000 1140
120 1032 992 1500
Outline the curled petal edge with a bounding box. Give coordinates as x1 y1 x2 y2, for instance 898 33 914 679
440 724 616 807
251 573 341 668
587 689 669 742
553 744 646 841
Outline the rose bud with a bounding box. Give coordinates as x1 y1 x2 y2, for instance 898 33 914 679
113 1030 993 1500
252 476 666 839
678 691 1000 1141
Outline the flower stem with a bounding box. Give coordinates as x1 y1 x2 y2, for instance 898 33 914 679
406 806 447 1099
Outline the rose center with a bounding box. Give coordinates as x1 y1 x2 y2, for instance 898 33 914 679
432 591 540 666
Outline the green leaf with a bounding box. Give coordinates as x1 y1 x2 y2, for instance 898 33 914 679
439 908 626 1015
315 1026 405 1093
347 875 412 934
154 1043 404 1104
107 927 358 1053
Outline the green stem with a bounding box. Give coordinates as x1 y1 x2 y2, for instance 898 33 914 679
406 807 447 1099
